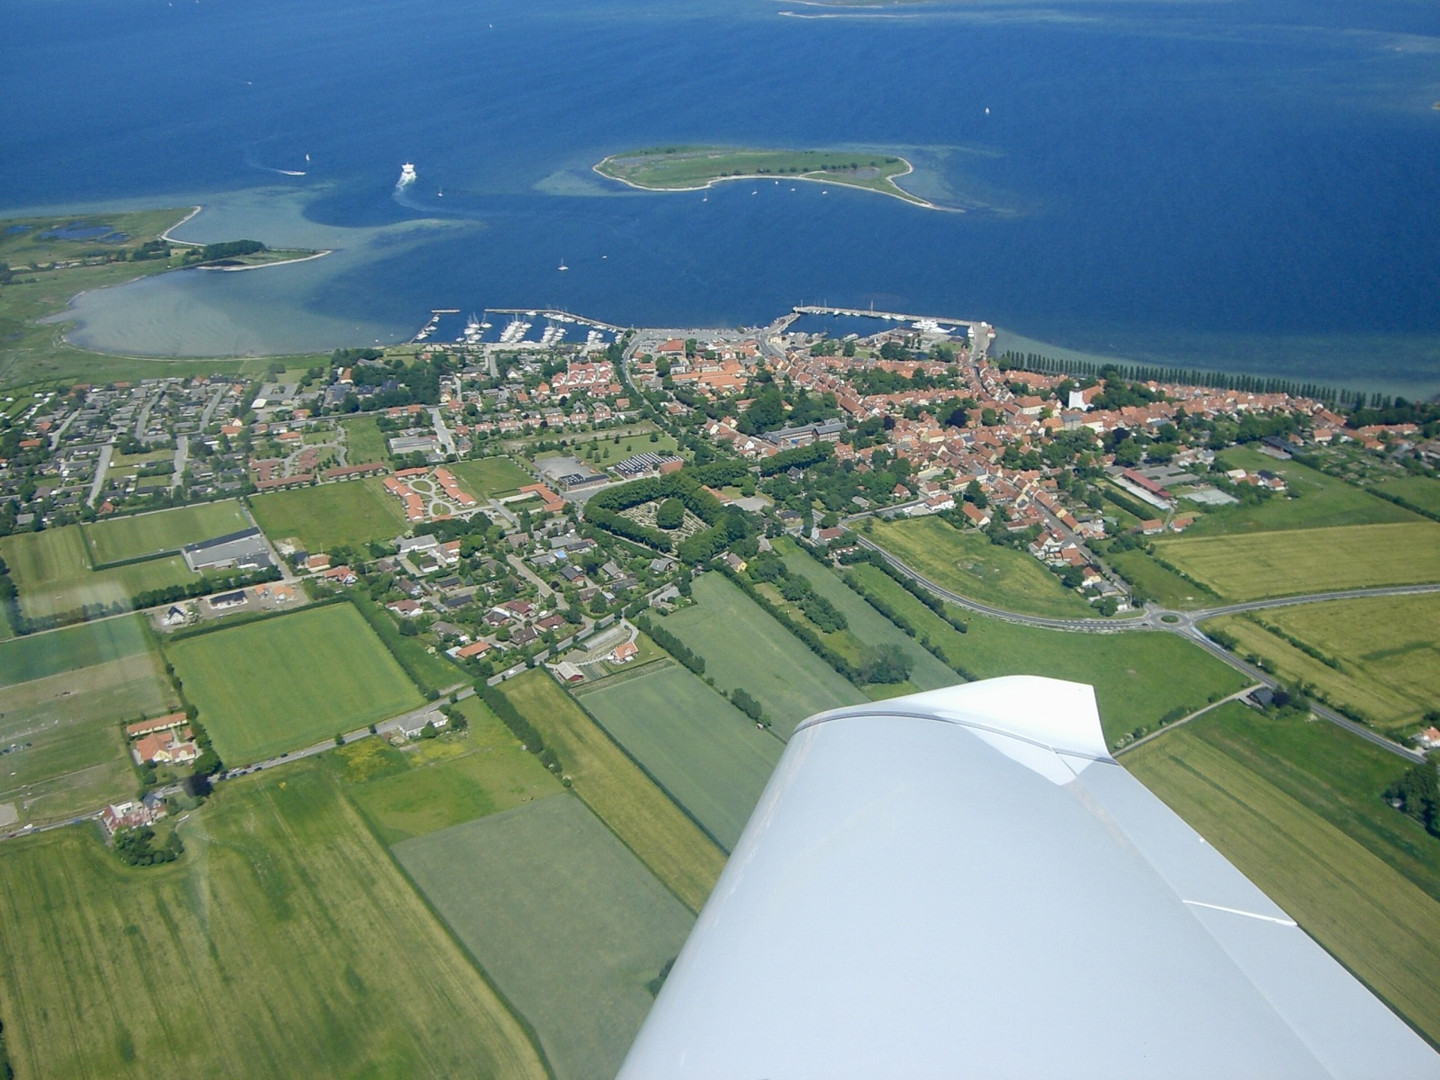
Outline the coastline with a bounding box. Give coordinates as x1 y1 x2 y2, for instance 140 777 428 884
196 250 333 272
593 155 960 213
160 205 203 246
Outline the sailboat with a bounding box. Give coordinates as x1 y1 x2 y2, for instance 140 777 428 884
558 259 569 271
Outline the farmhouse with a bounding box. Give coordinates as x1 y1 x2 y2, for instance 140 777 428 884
133 727 200 766
183 527 272 573
101 800 165 836
399 711 448 739
125 712 188 739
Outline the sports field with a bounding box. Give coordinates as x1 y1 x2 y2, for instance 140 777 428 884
1151 521 1440 601
0 764 548 1080
0 616 175 825
577 662 782 850
845 564 1249 745
866 517 1098 618
449 455 534 498
83 500 250 565
0 527 198 619
248 476 406 552
396 795 695 1080
658 574 862 736
1127 705 1440 1045
343 698 562 843
496 670 726 912
1205 593 1440 733
1183 447 1420 536
167 604 422 764
780 544 961 691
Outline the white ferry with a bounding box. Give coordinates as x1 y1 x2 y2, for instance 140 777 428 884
397 162 417 186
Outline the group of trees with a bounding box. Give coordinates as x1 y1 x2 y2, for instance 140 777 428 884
479 682 562 775
1386 761 1440 837
113 825 183 867
637 616 705 677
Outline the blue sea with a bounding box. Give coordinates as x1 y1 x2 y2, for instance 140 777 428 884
4 0 1439 394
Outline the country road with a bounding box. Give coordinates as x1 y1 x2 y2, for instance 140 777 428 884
855 536 1437 761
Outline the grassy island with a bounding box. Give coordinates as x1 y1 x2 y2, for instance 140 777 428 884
595 146 939 209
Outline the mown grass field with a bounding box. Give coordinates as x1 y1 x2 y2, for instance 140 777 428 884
340 415 390 464
248 476 406 552
496 669 726 912
845 564 1249 746
1127 705 1440 1045
449 454 534 498
396 795 694 1080
1151 521 1440 601
1105 545 1216 609
341 698 562 844
0 616 175 824
865 517 1098 618
349 591 467 692
1205 593 1440 733
0 526 197 619
82 500 250 565
657 573 862 737
0 763 548 1080
1374 474 1440 516
780 544 961 692
573 430 680 464
577 661 782 851
167 604 421 764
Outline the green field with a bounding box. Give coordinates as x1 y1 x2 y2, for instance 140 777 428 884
1105 545 1216 609
340 415 390 464
449 454 535 498
248 476 406 552
349 591 467 692
1127 705 1440 1044
167 604 422 764
342 698 562 844
1151 521 1440 601
83 500 251 565
1205 593 1440 733
866 517 1099 618
780 544 962 692
0 764 548 1079
0 526 198 619
658 573 863 736
1374 474 1440 517
396 795 694 1080
571 429 680 465
496 670 726 912
577 662 782 851
0 616 175 825
845 564 1249 745
595 146 931 207
1180 447 1420 536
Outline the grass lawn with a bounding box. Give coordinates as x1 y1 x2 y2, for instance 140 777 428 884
1181 447 1420 536
1205 593 1440 733
865 517 1098 618
1105 545 1216 609
780 543 962 692
0 526 198 620
82 499 250 565
449 455 536 499
248 476 406 552
1373 474 1440 517
572 430 680 465
496 670 726 912
167 604 422 764
1151 521 1440 601
0 616 175 825
341 699 562 844
658 573 862 737
1127 705 1440 1045
396 795 694 1080
845 564 1249 746
340 415 390 464
0 763 547 1080
349 591 467 692
576 661 782 851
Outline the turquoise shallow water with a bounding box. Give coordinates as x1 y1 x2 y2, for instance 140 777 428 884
5 0 1439 393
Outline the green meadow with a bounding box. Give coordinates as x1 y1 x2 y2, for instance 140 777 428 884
396 795 694 1080
577 661 782 851
248 476 406 552
448 454 535 498
0 526 197 620
0 764 547 1080
657 573 862 737
166 604 421 764
83 500 251 565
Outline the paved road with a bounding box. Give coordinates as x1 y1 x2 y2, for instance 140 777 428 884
1115 683 1264 756
857 536 1437 761
86 443 113 506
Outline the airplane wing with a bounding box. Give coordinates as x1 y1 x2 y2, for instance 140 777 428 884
617 676 1440 1079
